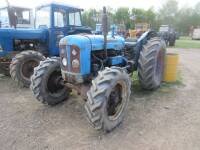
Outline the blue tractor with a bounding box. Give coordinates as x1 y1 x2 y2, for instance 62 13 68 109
30 7 166 132
0 3 91 87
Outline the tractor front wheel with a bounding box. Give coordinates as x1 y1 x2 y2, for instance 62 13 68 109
10 50 45 87
85 67 131 132
30 57 70 106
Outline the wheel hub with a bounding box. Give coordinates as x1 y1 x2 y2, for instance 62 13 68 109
47 70 65 94
21 60 38 79
107 84 123 119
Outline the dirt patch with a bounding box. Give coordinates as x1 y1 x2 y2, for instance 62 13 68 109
0 48 200 150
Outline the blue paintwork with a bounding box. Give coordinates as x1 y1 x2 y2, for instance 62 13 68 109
0 28 48 56
47 3 85 56
0 3 89 58
60 34 125 76
108 56 127 66
60 30 155 79
36 3 83 12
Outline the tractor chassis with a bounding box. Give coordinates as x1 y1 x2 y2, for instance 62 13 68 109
64 82 90 100
0 58 10 75
62 62 134 100
0 52 18 75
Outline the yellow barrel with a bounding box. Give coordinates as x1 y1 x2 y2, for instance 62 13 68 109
129 29 137 38
163 53 179 82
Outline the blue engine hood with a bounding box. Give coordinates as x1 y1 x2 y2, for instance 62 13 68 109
0 28 48 41
0 28 48 56
61 34 125 51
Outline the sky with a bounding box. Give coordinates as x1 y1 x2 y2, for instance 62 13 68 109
1 0 200 10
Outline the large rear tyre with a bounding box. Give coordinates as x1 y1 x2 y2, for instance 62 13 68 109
85 67 131 132
138 37 166 90
10 51 45 87
169 39 175 46
30 57 70 106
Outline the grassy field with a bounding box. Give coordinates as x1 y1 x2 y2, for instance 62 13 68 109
175 36 200 49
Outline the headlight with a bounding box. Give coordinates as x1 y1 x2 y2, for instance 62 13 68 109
72 49 77 56
62 58 67 66
72 59 80 68
60 48 65 55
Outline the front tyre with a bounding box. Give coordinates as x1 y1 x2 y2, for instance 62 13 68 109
85 67 131 132
10 50 45 87
30 57 70 106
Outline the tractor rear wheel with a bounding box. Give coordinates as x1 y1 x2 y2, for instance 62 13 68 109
85 67 131 132
138 37 166 90
169 38 175 46
10 50 45 87
30 57 70 106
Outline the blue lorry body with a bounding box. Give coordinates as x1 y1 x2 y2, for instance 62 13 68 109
0 3 91 58
0 28 48 56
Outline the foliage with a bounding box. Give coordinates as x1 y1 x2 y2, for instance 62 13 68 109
82 0 200 35
158 0 178 26
113 7 131 29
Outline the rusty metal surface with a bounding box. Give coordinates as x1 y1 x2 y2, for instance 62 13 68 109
0 51 19 75
65 83 90 100
70 45 80 73
0 58 10 75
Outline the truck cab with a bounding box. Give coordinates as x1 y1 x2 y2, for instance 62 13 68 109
0 6 34 28
35 3 92 56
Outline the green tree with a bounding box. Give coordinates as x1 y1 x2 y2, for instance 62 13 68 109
158 0 178 26
130 8 156 30
145 8 156 28
195 2 200 14
82 9 98 29
113 7 131 29
176 7 193 34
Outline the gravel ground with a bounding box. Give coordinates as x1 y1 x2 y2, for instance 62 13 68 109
0 48 200 150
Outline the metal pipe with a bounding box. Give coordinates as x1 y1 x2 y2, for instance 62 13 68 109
102 7 108 58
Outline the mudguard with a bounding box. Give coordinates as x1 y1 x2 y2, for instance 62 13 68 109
134 30 158 68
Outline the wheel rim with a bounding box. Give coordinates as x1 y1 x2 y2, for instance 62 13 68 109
46 69 65 96
21 60 39 80
107 82 126 121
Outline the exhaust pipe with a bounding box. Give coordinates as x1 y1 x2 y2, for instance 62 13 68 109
102 7 108 58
